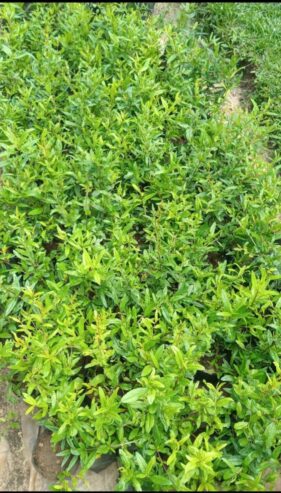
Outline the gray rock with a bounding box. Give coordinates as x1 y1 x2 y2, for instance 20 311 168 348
0 437 13 490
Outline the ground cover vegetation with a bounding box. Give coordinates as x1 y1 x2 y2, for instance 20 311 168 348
195 2 281 153
1 2 281 491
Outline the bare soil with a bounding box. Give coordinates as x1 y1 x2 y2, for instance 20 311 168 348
32 428 65 481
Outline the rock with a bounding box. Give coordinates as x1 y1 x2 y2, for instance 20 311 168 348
0 437 13 491
20 402 39 466
74 462 118 492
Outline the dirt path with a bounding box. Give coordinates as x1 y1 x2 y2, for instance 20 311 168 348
221 63 273 174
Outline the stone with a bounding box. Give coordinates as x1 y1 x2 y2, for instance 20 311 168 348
74 462 118 492
0 437 13 491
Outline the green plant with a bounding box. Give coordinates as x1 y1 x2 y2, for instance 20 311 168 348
195 2 281 152
0 2 281 491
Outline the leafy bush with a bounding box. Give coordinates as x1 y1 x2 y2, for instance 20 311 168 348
1 2 281 491
195 2 281 151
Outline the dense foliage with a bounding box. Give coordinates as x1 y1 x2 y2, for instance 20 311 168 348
196 2 281 152
1 3 281 491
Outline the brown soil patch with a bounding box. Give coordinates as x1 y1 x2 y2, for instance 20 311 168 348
221 86 246 115
221 62 273 174
222 63 256 116
31 428 66 481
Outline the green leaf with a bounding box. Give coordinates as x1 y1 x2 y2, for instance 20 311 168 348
5 299 17 316
82 250 92 269
234 421 248 431
121 388 147 405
